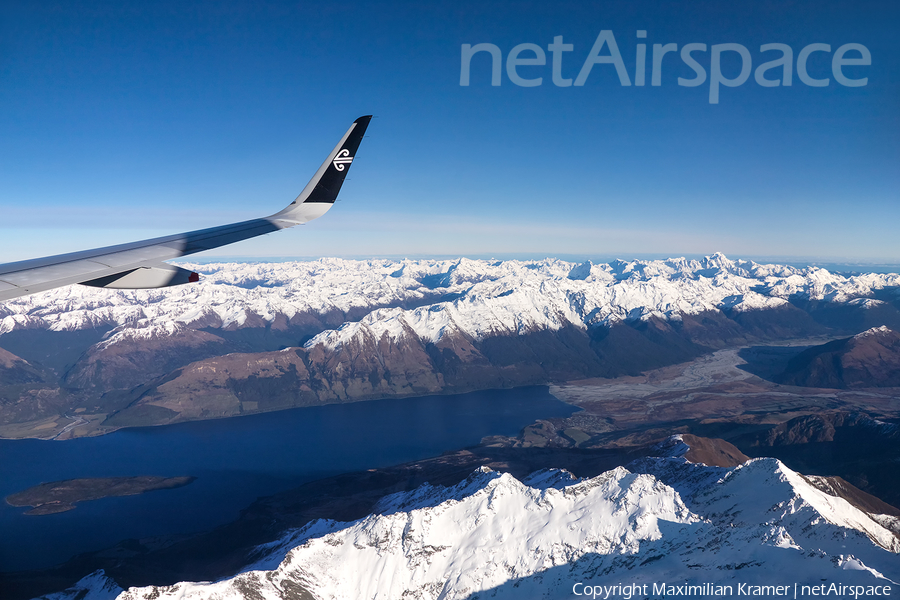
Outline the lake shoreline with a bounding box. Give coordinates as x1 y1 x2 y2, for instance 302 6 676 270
0 383 580 441
0 386 576 574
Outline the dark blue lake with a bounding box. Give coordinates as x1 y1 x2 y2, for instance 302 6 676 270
0 387 575 572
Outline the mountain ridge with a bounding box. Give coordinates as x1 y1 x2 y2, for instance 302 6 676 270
45 454 899 600
2 254 899 437
777 326 900 389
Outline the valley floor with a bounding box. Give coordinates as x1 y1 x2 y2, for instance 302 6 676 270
540 339 900 449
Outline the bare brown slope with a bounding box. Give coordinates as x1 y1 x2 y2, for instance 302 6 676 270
0 347 47 385
681 434 750 467
777 326 900 389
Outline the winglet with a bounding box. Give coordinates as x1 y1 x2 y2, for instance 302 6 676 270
0 116 372 301
269 115 372 226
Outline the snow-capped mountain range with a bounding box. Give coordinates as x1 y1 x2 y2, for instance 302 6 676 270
49 443 899 600
2 254 899 435
1 253 898 346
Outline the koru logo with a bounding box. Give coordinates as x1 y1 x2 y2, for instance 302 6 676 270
332 149 353 171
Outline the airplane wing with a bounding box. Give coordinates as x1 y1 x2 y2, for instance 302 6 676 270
0 116 371 302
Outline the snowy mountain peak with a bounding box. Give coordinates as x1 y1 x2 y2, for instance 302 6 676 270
2 255 898 361
702 251 733 270
82 458 899 600
41 569 123 600
855 325 894 339
567 260 594 281
652 434 692 458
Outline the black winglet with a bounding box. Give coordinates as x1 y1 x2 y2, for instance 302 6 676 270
300 115 372 205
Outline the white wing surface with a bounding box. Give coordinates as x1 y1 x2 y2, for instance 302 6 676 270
0 116 371 301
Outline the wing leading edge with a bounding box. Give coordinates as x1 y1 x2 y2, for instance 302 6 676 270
0 116 372 302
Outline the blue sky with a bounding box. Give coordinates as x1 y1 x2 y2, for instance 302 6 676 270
1 0 898 263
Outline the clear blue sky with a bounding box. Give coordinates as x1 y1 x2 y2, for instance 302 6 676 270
1 0 898 263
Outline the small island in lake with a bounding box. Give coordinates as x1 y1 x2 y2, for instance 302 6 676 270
6 476 196 515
